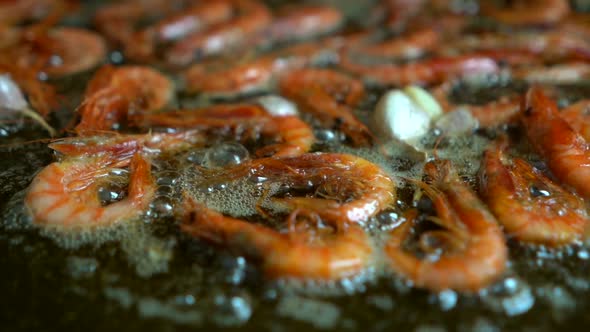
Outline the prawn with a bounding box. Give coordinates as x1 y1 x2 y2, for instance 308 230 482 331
93 0 178 47
443 31 590 63
479 140 588 246
131 103 314 158
126 1 233 62
75 65 174 134
355 27 440 61
25 145 156 230
165 0 272 66
21 27 107 78
520 87 590 199
24 128 216 230
183 42 336 97
385 160 507 292
279 68 373 147
339 53 499 87
200 153 396 226
481 0 570 26
180 197 373 280
262 4 343 45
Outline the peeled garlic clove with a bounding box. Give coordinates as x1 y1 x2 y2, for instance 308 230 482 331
255 95 298 116
403 85 443 120
435 108 478 135
373 89 431 143
0 74 28 111
0 74 56 136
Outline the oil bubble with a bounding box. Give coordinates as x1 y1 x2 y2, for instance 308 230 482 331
186 149 208 165
148 196 175 217
211 291 253 326
315 129 344 145
156 172 179 186
481 277 535 316
66 256 99 279
203 143 249 168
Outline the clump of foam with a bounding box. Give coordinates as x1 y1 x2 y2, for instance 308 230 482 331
184 176 283 218
120 225 176 278
2 189 35 231
427 133 493 178
274 267 377 297
480 276 535 316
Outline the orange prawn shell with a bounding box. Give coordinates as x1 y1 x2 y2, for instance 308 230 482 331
520 87 590 199
385 160 507 292
25 152 156 230
181 199 374 280
480 142 588 246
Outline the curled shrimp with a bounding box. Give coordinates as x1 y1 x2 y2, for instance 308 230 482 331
131 103 314 158
520 87 590 199
28 27 107 77
279 68 373 147
353 27 440 61
263 4 343 45
75 65 174 134
481 0 570 26
183 42 335 97
2 26 107 78
480 140 588 246
339 53 499 87
93 0 177 47
385 160 507 292
432 81 521 128
200 153 396 226
126 1 233 62
180 197 373 280
24 128 215 230
25 144 156 231
165 0 272 66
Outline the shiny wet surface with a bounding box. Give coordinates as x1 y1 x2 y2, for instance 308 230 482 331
4 1 590 331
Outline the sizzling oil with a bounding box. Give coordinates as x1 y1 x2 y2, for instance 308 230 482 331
4 2 590 332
